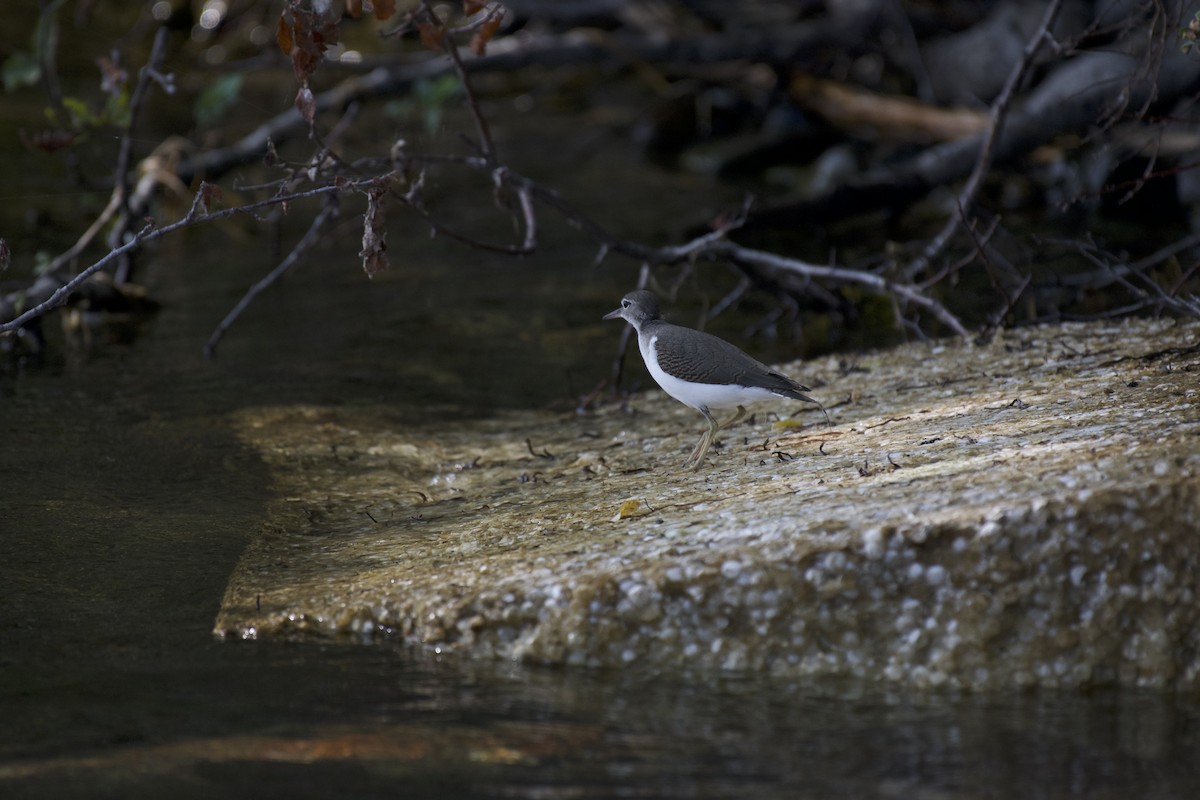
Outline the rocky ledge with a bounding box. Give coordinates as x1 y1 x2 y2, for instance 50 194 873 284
215 318 1200 690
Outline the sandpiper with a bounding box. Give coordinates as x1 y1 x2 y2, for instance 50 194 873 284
604 289 826 469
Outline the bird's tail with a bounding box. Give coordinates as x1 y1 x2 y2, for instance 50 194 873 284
783 388 831 427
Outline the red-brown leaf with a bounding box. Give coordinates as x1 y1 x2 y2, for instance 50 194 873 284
20 129 78 154
280 2 339 84
292 48 321 83
198 181 223 214
373 0 397 21
311 19 339 49
469 13 502 56
416 22 446 51
276 13 293 56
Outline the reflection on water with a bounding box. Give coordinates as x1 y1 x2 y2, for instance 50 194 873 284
4 636 1199 798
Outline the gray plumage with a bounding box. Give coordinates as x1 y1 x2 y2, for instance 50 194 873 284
604 289 826 468
649 315 817 402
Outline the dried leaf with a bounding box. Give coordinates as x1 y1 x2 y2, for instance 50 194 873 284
360 186 389 278
470 13 502 56
416 22 445 51
293 49 320 83
276 13 293 56
309 20 339 50
197 181 223 214
345 0 363 19
463 0 487 15
20 128 78 154
613 499 649 521
295 85 316 124
278 1 339 84
373 0 397 21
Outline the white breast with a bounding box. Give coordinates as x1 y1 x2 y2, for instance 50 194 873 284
640 333 778 412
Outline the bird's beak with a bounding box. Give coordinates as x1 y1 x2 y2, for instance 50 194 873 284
602 307 624 320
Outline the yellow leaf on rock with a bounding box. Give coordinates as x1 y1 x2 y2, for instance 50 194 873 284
614 499 645 521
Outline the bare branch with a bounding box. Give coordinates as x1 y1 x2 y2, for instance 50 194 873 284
172 15 881 185
1 181 364 335
109 26 172 284
709 242 968 337
0 222 156 334
904 0 1065 281
423 1 497 163
204 195 341 358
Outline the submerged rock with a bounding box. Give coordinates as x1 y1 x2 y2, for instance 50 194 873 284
214 318 1200 690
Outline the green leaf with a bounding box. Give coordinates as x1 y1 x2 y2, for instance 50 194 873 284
2 51 42 92
33 251 53 276
61 95 97 128
382 75 462 134
104 86 132 129
194 73 244 128
429 74 462 104
3 0 68 92
414 75 461 134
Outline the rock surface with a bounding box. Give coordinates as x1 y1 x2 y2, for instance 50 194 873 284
214 318 1200 690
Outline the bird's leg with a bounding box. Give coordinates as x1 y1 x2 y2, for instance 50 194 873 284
683 409 720 469
717 405 748 431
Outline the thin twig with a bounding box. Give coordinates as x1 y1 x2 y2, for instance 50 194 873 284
203 195 340 358
712 241 968 336
0 180 367 334
513 180 536 252
32 29 171 286
492 162 965 332
1042 230 1200 290
1097 244 1200 317
0 223 155 333
424 1 497 162
904 0 1064 281
109 26 172 284
918 215 1001 290
972 214 1031 343
707 276 752 323
40 193 123 279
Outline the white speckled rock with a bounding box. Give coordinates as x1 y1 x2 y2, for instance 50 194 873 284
215 318 1200 690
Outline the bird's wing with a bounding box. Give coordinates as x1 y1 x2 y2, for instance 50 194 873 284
655 323 811 394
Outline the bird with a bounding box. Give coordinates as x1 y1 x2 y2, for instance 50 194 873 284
604 289 827 469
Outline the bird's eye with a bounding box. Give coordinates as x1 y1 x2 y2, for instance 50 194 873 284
622 300 631 308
